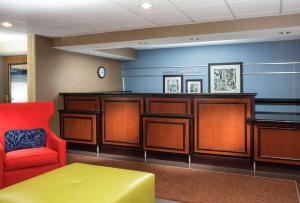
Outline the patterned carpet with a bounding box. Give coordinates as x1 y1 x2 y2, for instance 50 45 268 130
68 154 299 203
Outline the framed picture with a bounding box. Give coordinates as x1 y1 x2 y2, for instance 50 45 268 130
186 79 203 93
208 62 243 93
163 75 183 93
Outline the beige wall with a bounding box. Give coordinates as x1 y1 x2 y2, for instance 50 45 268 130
27 34 36 102
0 57 4 102
35 35 122 134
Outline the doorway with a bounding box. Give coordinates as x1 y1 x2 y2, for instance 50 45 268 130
9 63 27 103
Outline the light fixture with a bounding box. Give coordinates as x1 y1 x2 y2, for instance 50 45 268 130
141 2 153 10
1 21 13 28
278 31 291 35
190 37 199 41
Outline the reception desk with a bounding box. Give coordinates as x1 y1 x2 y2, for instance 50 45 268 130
253 115 300 167
59 92 257 163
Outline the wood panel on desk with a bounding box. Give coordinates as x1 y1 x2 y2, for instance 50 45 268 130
64 96 100 111
60 113 97 145
254 124 300 165
143 117 190 154
194 98 252 157
102 96 143 147
146 97 191 115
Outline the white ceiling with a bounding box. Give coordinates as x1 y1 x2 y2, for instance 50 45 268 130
0 28 27 42
0 0 300 37
0 28 27 56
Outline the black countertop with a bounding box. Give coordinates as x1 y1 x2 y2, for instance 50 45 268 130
59 91 257 97
254 114 300 124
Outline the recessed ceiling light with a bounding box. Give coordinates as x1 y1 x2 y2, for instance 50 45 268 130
190 37 199 41
141 2 153 10
278 31 291 35
1 21 13 28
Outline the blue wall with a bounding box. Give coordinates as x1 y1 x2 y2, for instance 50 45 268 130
122 40 300 101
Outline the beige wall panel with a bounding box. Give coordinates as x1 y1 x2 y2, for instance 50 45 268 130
27 34 36 102
35 36 122 134
0 57 4 102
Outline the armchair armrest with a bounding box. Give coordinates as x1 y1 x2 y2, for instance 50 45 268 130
47 131 66 167
0 143 5 188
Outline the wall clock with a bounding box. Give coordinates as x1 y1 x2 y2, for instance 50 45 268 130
97 66 106 79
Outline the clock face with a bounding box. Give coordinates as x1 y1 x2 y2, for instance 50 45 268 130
97 66 106 78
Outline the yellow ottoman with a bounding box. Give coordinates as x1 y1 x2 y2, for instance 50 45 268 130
0 163 155 203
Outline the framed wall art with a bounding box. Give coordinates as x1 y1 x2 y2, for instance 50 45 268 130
186 79 203 93
208 62 243 93
163 75 183 93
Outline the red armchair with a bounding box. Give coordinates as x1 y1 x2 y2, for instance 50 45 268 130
0 102 66 188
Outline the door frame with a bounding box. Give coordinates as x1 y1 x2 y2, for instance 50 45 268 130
3 55 27 103
8 63 27 103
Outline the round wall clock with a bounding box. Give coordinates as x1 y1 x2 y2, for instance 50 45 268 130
97 66 106 78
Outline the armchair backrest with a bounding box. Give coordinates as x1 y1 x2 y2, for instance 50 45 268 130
0 102 55 146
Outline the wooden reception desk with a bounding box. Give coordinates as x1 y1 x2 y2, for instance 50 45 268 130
59 92 258 163
59 92 300 166
253 113 300 166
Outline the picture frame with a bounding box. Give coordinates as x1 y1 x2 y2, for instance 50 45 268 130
208 62 243 93
163 75 183 93
186 79 203 93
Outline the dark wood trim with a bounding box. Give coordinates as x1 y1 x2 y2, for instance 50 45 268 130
60 92 256 97
59 110 102 114
254 119 300 124
67 142 97 152
141 113 193 118
60 114 96 144
255 111 300 115
61 116 94 142
143 116 190 155
256 126 300 165
255 98 300 105
100 145 144 157
190 98 195 155
185 79 203 93
63 95 66 110
148 100 190 114
101 143 142 147
146 97 192 115
144 121 186 151
96 112 101 147
64 96 100 111
208 62 243 93
7 62 27 66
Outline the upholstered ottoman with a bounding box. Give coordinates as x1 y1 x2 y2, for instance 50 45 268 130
0 163 155 203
